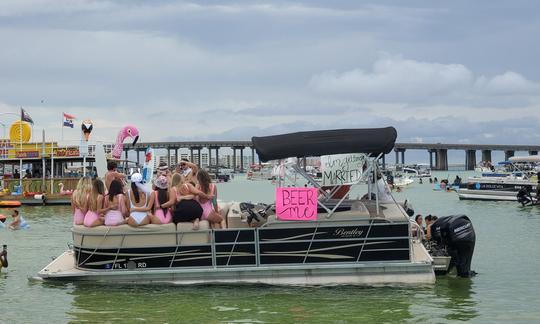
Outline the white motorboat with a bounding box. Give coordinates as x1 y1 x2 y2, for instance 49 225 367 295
403 164 432 178
457 156 539 201
36 128 474 285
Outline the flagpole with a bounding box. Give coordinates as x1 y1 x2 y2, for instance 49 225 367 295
19 108 23 190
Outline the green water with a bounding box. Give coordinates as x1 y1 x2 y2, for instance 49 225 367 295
1 172 539 323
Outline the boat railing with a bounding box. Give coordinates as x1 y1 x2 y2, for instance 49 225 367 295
73 220 413 270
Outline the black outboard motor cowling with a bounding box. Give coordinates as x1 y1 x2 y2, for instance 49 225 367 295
431 215 476 278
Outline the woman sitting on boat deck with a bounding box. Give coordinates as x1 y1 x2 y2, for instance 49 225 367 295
141 175 173 225
196 169 224 229
71 177 92 225
126 173 151 227
161 173 213 230
83 179 107 227
103 180 128 226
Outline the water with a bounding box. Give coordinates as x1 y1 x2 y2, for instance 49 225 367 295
1 172 539 323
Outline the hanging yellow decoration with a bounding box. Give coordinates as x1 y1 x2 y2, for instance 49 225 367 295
9 121 32 143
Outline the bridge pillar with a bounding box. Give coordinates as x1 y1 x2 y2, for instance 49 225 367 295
394 148 405 165
240 147 245 172
505 150 514 160
197 148 202 166
435 149 448 171
174 148 178 166
136 149 140 165
465 150 476 171
190 147 194 162
428 150 434 169
529 151 538 155
251 148 255 165
381 154 386 169
481 150 492 163
167 148 171 166
232 148 237 171
207 147 212 168
215 147 220 168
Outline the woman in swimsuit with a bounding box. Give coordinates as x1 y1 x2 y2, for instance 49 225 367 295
163 173 212 230
104 179 128 226
83 179 106 227
127 173 151 227
71 177 92 225
196 169 224 229
149 175 173 225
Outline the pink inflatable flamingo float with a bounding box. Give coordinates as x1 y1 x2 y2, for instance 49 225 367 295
58 183 73 195
111 125 140 160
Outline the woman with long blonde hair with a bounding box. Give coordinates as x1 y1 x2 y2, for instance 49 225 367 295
71 177 92 225
84 178 106 227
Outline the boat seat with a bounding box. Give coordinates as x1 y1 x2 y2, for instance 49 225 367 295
177 220 210 245
73 224 177 248
226 202 251 229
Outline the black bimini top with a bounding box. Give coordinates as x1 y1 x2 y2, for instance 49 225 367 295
252 127 397 162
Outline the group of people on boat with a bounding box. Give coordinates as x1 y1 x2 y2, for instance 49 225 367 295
71 160 224 230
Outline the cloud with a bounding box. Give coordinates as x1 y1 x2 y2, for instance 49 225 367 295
309 55 540 106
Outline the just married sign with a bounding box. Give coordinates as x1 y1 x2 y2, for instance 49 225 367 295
320 153 367 186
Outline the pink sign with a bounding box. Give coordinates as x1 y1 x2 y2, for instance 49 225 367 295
275 187 318 221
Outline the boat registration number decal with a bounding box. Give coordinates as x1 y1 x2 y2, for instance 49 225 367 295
276 187 318 221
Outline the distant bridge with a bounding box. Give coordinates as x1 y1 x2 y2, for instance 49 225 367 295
124 141 540 171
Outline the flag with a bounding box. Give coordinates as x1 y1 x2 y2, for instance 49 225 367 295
63 112 76 128
21 108 34 124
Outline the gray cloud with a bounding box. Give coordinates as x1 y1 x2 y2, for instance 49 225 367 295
309 55 540 107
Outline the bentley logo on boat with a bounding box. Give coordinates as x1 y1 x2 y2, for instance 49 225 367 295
333 228 364 238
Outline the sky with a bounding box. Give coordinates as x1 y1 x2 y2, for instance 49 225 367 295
1 0 539 162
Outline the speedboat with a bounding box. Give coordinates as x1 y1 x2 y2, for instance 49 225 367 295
246 163 274 181
457 156 539 201
403 164 432 178
36 128 473 285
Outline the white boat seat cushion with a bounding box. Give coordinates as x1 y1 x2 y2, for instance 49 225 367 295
73 224 177 248
177 220 210 245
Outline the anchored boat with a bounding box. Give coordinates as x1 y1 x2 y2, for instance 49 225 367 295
457 156 540 201
37 128 473 285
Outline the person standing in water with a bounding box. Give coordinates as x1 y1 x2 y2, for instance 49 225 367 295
0 245 8 272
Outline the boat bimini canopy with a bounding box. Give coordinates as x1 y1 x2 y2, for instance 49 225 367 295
252 127 397 162
253 127 403 218
508 156 540 163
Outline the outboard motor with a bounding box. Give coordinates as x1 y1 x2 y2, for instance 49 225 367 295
517 186 534 206
431 215 476 278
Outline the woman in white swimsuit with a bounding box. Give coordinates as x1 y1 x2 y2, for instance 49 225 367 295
127 173 151 227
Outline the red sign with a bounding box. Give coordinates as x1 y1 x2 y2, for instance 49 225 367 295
16 151 39 158
54 147 80 157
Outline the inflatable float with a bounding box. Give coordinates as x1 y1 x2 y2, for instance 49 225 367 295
0 201 22 207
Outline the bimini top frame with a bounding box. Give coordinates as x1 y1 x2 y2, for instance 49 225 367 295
252 127 401 218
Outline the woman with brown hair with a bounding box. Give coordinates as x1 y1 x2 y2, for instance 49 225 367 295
196 169 224 229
